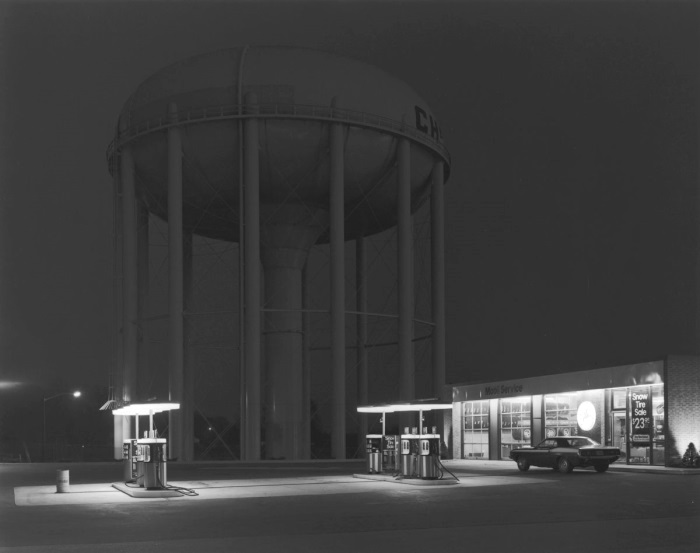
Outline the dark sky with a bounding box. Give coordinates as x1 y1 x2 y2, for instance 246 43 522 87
0 0 698 404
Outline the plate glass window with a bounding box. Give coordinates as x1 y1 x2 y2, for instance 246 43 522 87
462 400 489 459
545 394 576 438
500 397 531 459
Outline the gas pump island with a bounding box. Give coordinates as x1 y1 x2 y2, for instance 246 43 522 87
111 402 185 498
357 401 456 483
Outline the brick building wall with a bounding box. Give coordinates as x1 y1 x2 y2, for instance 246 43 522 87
451 402 461 460
665 355 700 465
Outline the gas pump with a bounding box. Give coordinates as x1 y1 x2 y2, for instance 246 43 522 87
140 438 168 489
418 430 441 480
122 439 139 482
111 401 179 490
382 434 399 473
400 428 420 477
358 401 455 482
136 413 168 489
365 434 382 474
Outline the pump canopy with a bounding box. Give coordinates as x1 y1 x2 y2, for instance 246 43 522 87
112 403 180 416
357 400 452 413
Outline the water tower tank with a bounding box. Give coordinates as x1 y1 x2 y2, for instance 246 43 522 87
109 46 450 461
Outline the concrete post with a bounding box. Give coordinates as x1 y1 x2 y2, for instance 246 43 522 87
261 239 307 459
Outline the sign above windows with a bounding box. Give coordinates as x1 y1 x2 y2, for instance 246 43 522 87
452 360 664 402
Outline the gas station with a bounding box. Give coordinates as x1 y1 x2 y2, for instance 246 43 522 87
106 398 458 495
356 400 458 485
110 402 197 498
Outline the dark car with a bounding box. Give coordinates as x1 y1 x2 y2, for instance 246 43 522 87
509 436 620 473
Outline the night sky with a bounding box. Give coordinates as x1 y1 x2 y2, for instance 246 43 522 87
0 0 698 410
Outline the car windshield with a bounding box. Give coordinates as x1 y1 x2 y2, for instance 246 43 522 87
568 437 598 447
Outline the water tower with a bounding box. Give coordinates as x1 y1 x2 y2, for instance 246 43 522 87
107 46 450 461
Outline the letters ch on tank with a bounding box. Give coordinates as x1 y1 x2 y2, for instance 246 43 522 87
414 106 441 141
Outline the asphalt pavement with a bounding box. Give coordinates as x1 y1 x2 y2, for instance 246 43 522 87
1 459 699 553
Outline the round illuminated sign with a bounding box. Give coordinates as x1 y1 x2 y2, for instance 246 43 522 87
577 401 597 431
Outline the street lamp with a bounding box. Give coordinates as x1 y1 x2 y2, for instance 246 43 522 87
42 390 81 462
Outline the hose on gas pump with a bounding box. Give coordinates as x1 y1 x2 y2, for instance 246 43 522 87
124 479 141 488
435 456 459 481
155 460 199 496
433 455 444 479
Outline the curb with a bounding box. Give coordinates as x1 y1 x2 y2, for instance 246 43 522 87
607 466 700 475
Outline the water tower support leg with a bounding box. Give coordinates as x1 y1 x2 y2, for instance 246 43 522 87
121 146 138 412
397 139 414 403
356 237 368 453
167 103 184 461
431 160 447 445
431 160 446 399
137 201 150 405
330 116 346 460
302 267 311 458
182 231 194 461
243 93 261 461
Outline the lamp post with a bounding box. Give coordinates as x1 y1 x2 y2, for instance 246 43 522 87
42 391 81 462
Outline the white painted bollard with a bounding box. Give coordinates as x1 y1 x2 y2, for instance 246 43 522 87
56 469 69 493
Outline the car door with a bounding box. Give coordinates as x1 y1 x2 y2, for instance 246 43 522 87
529 439 558 467
538 438 557 467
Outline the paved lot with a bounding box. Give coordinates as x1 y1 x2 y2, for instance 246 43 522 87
2 459 699 552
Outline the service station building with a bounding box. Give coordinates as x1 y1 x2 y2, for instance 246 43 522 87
447 355 700 467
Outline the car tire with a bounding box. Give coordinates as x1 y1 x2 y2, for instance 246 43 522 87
516 457 530 472
594 463 609 473
557 457 573 473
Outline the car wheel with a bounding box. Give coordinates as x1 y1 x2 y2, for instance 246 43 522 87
594 463 609 473
557 457 573 473
516 457 530 472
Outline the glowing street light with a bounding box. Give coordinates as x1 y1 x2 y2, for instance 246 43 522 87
42 390 81 462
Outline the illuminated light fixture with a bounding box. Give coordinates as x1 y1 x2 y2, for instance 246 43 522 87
112 402 180 441
357 401 452 436
576 401 597 431
391 403 453 412
357 401 452 413
112 403 180 416
357 406 396 413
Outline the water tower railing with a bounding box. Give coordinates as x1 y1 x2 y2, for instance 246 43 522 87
106 103 450 169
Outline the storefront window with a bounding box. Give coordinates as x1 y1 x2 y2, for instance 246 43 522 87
463 400 489 459
544 390 605 444
500 397 531 459
628 384 663 465
545 394 576 438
